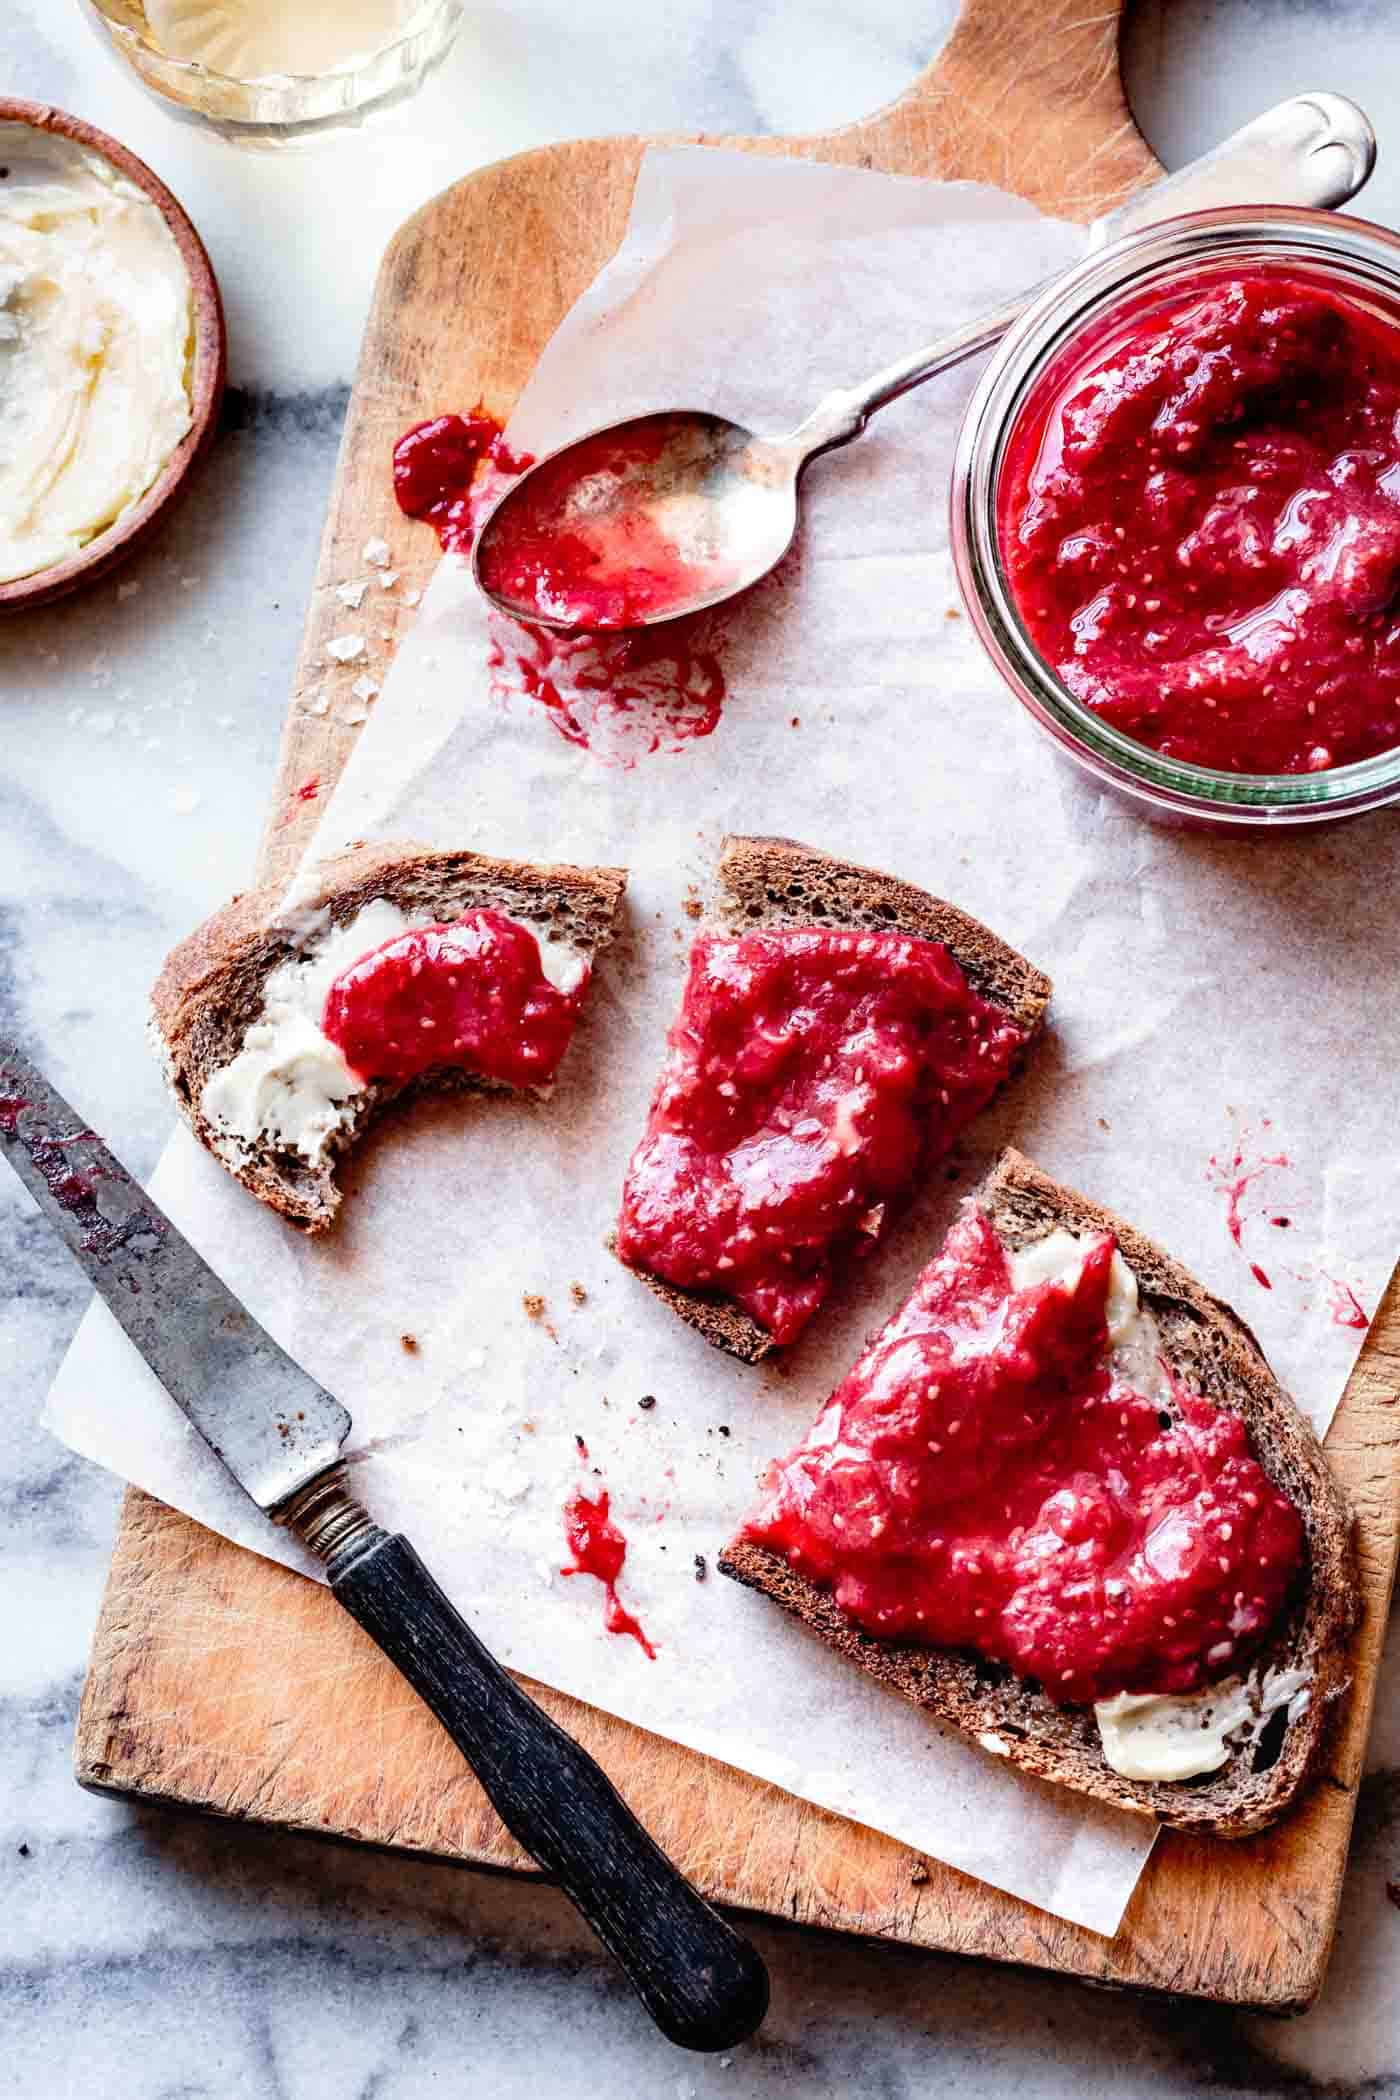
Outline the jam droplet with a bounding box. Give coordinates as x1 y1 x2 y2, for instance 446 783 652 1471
393 412 532 557
561 1487 657 1658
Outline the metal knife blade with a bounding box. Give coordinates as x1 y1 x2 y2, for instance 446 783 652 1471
6 1034 772 2048
1 1039 349 1510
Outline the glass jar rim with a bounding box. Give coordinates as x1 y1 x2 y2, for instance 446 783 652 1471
952 204 1400 824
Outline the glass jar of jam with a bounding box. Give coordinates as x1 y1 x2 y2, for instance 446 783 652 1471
952 206 1400 828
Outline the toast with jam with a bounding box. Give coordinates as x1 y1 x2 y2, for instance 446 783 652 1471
719 1147 1357 1836
615 834 1051 1360
152 840 627 1231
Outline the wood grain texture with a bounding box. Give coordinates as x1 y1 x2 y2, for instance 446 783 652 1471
75 0 1400 2012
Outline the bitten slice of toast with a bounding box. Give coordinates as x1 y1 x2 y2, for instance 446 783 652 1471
622 833 1052 1362
153 839 627 1232
720 1147 1357 1837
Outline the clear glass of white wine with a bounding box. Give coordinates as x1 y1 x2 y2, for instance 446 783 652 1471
78 0 466 146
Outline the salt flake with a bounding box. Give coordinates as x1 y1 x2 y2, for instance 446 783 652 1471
325 634 366 663
361 537 392 568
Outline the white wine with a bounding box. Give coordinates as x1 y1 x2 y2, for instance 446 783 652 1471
81 0 464 142
140 0 419 82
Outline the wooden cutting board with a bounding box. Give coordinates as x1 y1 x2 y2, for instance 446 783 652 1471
76 0 1400 2011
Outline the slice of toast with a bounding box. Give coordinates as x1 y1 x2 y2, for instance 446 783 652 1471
153 839 627 1232
719 1147 1357 1836
621 834 1052 1362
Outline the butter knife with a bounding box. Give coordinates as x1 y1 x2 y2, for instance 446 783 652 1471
1 1040 769 2052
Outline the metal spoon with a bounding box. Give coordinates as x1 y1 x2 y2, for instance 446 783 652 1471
473 93 1375 635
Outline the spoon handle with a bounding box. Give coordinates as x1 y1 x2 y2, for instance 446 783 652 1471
786 91 1376 460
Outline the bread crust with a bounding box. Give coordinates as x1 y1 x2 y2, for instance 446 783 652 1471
719 1147 1358 1836
153 840 628 1230
622 834 1052 1360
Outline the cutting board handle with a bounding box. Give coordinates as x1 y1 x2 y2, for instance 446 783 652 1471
328 1527 770 2052
801 0 1156 214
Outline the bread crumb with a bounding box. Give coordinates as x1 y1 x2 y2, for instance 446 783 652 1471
400 1333 419 1354
944 606 962 621
1097 1116 1110 1131
523 1292 558 1341
790 715 800 728
570 1282 587 1306
682 893 703 921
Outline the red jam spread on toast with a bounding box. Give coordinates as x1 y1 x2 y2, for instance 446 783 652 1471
321 911 587 1088
476 419 743 629
1001 272 1400 774
615 928 1027 1345
739 1206 1303 1702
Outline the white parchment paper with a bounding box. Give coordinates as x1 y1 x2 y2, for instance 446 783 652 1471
47 149 1400 1936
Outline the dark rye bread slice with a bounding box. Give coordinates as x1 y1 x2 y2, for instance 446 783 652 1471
152 840 627 1232
623 833 1052 1363
720 1147 1358 1837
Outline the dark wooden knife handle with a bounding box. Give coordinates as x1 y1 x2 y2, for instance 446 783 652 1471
328 1528 769 2051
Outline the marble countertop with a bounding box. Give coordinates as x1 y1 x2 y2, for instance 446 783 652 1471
6 2 1400 2091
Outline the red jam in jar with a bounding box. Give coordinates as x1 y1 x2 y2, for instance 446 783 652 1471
740 1205 1304 1703
616 928 1027 1345
322 911 588 1089
1000 271 1400 775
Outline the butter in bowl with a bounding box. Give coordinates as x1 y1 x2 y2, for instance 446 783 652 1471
0 99 225 609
